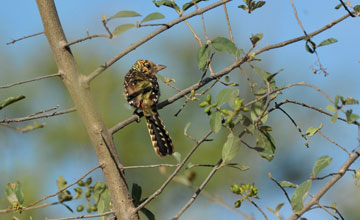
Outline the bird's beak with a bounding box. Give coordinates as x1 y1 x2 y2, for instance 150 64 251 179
156 64 167 72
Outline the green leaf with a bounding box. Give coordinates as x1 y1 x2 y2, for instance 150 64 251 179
343 97 359 105
326 105 337 112
184 122 191 134
215 88 239 107
0 95 25 110
222 132 241 164
197 44 210 70
141 12 165 24
210 111 222 133
305 39 315 53
56 176 72 202
5 181 24 205
345 110 360 123
153 0 180 12
96 186 111 219
305 123 323 137
250 88 268 124
131 183 142 203
334 3 342 9
317 38 338 47
94 182 107 204
211 37 238 56
250 33 264 47
331 111 338 123
253 1 266 10
107 11 141 21
291 180 312 213
141 207 156 220
113 24 136 37
353 5 360 13
279 181 297 188
182 0 209 11
172 152 182 163
255 129 276 161
312 156 332 177
238 5 249 12
251 65 278 90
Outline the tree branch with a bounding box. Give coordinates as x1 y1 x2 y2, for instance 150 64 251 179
288 149 360 219
85 0 232 84
0 73 62 89
6 31 44 45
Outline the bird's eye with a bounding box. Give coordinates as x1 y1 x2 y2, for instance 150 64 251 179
145 63 151 68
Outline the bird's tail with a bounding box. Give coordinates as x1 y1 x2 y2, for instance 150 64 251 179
145 109 174 157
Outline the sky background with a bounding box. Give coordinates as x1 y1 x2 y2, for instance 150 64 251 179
0 1 360 220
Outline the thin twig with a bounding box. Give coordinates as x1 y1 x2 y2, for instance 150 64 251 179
268 172 291 204
85 0 232 83
6 31 44 45
223 3 234 43
130 130 213 217
29 105 59 117
45 210 114 220
318 130 351 155
65 34 109 47
123 164 178 169
26 164 103 209
172 159 222 219
339 0 355 17
289 149 360 219
246 197 268 220
0 73 62 89
0 108 76 123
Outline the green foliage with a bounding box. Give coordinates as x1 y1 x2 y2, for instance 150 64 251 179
267 203 284 219
327 95 359 124
0 95 25 110
182 0 209 11
210 111 222 133
153 0 180 12
317 38 338 47
56 176 73 203
238 0 266 13
141 12 165 24
113 24 136 37
290 180 312 213
250 33 264 47
312 156 332 178
5 181 24 213
222 132 241 164
279 180 297 188
107 11 141 21
230 183 259 208
131 184 155 220
197 44 210 70
255 127 276 161
211 37 238 56
305 123 323 137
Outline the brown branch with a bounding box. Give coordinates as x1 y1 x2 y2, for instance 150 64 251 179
172 159 222 219
0 73 62 89
65 34 109 47
85 0 232 83
246 197 268 220
0 107 76 123
130 130 213 217
45 210 114 220
26 164 102 209
6 31 44 45
288 149 360 219
123 163 178 169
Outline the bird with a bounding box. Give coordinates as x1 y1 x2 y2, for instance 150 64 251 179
123 59 174 157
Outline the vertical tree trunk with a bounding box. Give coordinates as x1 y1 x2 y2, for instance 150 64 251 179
35 1 138 219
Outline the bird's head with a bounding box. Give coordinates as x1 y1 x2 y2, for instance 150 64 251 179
131 59 166 75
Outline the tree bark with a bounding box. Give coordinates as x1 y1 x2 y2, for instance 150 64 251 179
35 1 138 219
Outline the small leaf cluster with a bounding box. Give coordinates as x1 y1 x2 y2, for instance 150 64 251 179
4 181 24 213
153 0 209 14
230 183 259 208
238 0 266 14
334 3 360 15
199 89 248 132
105 10 165 37
131 183 155 220
55 176 112 219
327 95 359 123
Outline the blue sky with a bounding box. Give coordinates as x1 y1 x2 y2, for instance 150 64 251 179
1 1 360 219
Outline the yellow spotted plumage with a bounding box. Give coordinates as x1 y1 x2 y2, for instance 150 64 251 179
124 59 174 157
